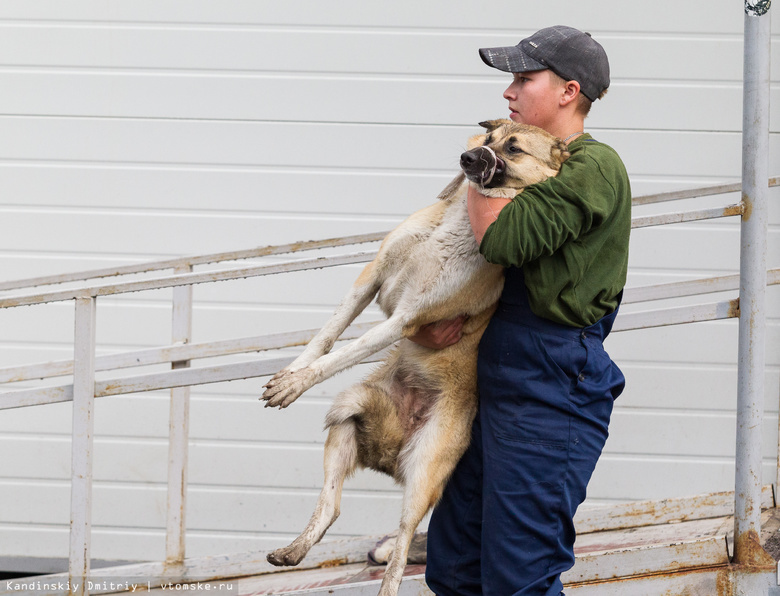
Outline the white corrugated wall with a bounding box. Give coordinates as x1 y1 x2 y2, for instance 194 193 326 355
0 0 778 573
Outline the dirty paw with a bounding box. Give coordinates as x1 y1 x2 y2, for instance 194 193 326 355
261 367 318 408
368 532 398 565
262 367 293 393
267 544 307 567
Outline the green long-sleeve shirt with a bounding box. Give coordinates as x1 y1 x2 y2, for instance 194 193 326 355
480 134 631 327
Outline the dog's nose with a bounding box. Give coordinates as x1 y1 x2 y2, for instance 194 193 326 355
460 151 477 168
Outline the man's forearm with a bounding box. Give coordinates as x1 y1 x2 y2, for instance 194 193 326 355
467 186 511 244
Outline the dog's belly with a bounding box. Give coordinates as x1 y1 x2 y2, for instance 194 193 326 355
388 368 437 442
351 364 438 480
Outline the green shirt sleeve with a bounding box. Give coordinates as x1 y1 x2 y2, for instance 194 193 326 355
480 146 619 267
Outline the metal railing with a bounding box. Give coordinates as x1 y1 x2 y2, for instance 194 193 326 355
0 175 778 594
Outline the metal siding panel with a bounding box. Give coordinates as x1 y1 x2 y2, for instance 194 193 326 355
0 118 777 175
0 208 399 258
605 410 779 459
0 436 401 492
0 481 405 557
615 364 780 412
0 165 453 214
0 0 779 570
2 73 778 131
0 1 760 33
587 457 778 501
0 27 771 81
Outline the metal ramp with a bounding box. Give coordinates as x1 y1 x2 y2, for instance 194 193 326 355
207 488 777 595
15 487 775 595
149 487 780 594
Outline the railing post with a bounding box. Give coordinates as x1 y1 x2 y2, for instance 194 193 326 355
69 296 97 596
734 0 771 582
165 265 193 565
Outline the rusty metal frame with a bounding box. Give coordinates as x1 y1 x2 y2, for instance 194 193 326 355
732 8 775 596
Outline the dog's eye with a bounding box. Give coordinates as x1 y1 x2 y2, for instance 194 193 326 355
508 145 524 154
484 135 493 145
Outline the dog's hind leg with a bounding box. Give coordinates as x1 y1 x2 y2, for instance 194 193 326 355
266 418 359 567
377 407 473 596
267 376 404 568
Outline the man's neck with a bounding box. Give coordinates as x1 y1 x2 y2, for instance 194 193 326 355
548 115 586 144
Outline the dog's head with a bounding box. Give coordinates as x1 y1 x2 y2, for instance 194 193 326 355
458 119 570 198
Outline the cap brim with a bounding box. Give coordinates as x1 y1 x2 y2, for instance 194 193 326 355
479 45 547 73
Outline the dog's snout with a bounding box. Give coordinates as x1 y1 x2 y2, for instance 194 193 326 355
461 147 495 168
460 146 501 186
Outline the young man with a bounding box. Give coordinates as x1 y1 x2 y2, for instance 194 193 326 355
419 26 631 595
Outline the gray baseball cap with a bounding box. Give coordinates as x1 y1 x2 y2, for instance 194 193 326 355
479 26 610 101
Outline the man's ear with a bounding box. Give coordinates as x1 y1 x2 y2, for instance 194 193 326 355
560 80 581 107
478 119 512 132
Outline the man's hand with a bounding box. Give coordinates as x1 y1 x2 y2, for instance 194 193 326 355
409 315 467 349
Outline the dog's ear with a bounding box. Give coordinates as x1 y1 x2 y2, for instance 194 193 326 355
550 139 571 167
478 119 511 133
437 172 465 201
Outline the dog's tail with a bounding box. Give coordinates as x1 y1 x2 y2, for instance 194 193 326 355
325 382 386 429
325 382 405 442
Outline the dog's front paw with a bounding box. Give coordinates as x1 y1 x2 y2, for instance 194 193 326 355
263 367 294 388
261 367 317 408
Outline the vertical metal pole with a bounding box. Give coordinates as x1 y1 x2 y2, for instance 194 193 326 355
165 266 193 565
734 0 771 573
69 296 97 596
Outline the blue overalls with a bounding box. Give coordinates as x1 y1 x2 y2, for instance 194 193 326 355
426 268 625 596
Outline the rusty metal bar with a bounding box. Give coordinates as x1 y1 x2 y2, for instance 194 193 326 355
733 2 771 579
612 298 739 332
629 176 778 206
0 251 378 309
623 269 780 304
0 232 386 293
166 264 192 566
630 203 743 229
2 385 70 408
574 485 775 536
0 297 744 411
68 297 97 596
0 321 381 384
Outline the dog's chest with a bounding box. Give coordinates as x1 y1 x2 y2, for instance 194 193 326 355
375 199 486 314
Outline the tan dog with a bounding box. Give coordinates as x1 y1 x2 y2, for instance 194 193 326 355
262 120 569 596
